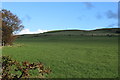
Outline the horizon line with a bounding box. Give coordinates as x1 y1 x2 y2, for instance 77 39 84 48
16 27 119 35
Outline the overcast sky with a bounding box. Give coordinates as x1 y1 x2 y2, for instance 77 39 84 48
2 2 118 34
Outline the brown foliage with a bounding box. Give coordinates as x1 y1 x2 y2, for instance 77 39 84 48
0 9 24 46
2 56 51 80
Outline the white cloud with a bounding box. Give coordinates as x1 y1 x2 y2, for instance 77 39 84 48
93 27 106 29
112 26 119 28
93 26 119 30
17 28 49 35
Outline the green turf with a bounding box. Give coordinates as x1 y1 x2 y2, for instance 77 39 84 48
2 36 118 78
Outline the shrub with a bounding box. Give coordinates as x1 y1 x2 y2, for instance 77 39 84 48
2 56 51 80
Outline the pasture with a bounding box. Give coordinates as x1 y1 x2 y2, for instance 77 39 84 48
2 35 118 78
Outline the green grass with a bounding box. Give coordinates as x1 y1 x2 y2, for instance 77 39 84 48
3 36 118 78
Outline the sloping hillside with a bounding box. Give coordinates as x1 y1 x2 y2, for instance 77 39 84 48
18 28 120 38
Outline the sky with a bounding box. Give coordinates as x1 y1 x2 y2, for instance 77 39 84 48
1 0 119 2
2 2 118 34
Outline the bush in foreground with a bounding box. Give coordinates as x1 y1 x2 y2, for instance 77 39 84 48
2 56 51 80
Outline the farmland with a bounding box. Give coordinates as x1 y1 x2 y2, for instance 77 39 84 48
2 29 119 78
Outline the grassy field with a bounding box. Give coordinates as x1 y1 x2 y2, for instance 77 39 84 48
2 35 118 78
